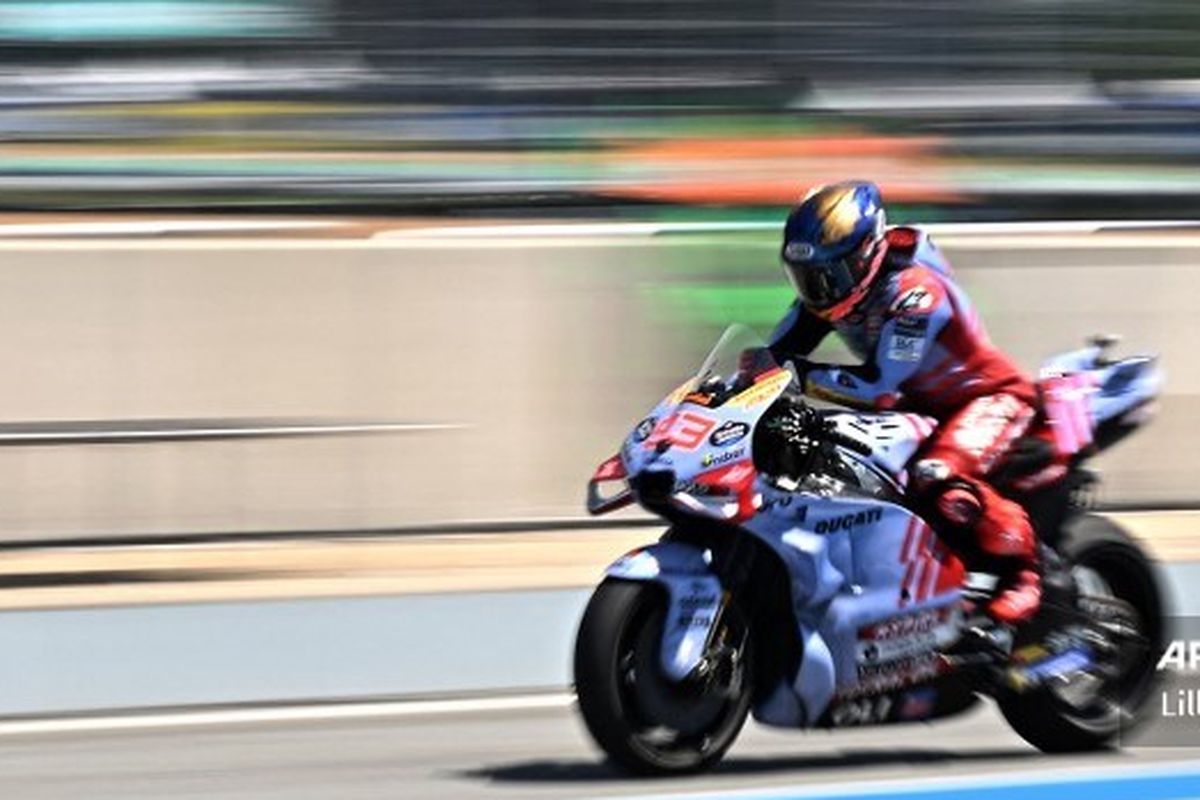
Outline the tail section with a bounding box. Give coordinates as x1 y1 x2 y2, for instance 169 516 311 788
1039 335 1162 454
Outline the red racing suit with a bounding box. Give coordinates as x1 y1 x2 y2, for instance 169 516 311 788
768 226 1042 624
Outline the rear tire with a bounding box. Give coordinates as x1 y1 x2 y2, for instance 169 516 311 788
998 514 1166 752
574 579 752 775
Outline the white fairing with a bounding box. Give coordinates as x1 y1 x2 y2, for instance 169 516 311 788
823 412 938 486
589 325 1160 730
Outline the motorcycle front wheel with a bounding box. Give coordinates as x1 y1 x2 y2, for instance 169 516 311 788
573 578 753 775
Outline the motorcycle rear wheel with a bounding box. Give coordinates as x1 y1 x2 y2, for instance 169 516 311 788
574 578 753 775
998 513 1166 752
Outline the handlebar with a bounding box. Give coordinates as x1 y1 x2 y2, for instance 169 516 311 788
765 395 875 458
827 427 874 457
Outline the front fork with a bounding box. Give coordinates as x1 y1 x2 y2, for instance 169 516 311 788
681 532 753 695
603 533 757 684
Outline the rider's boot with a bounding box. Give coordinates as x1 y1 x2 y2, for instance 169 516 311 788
941 566 1042 693
942 563 1038 657
921 476 1042 679
987 567 1042 626
940 489 1041 678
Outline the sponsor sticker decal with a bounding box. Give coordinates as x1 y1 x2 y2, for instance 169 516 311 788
887 334 925 362
861 608 953 641
783 241 815 262
701 447 746 468
854 653 940 694
857 628 945 666
728 370 791 410
814 507 883 534
830 695 893 727
890 285 936 315
709 420 750 448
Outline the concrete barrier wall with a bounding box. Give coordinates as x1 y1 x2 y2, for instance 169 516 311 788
0 234 1192 539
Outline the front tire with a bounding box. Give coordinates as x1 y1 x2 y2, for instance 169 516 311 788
574 579 752 775
998 514 1166 752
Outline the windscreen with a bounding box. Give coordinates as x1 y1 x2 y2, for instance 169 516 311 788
682 324 784 410
616 324 794 522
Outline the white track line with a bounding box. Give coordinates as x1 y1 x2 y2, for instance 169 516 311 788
0 238 686 251
376 219 1200 240
930 234 1200 250
1 235 1199 252
0 220 347 237
0 692 575 737
0 421 466 444
927 220 1200 235
375 221 772 239
0 219 1194 251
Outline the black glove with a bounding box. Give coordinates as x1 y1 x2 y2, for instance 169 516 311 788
759 395 822 478
764 393 818 442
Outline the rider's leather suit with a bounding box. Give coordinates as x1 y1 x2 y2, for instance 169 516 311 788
768 226 1042 624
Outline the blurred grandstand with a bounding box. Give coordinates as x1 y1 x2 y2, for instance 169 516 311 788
0 1 1197 216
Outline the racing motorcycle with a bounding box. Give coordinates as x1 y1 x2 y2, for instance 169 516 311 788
576 324 1166 774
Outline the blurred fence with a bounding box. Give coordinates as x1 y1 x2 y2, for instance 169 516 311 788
2 1 1197 103
333 1 1200 103
0 231 1191 541
0 3 1193 213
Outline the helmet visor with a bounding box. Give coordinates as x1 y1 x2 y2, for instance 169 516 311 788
782 242 874 310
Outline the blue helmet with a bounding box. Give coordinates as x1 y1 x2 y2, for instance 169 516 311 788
780 181 887 320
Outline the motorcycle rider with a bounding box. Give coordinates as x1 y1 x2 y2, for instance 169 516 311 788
767 180 1042 659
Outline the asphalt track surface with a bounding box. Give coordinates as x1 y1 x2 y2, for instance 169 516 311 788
0 700 1196 800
